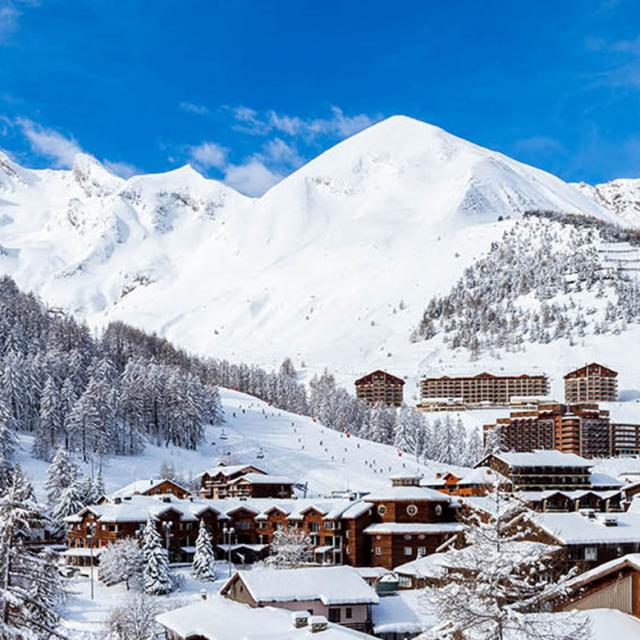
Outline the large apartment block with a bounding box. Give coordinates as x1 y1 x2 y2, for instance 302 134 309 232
483 402 629 459
354 370 405 407
419 372 549 410
564 363 618 403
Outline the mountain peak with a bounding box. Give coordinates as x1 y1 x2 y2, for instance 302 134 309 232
72 153 124 197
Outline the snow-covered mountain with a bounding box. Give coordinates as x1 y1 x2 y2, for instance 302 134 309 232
0 115 634 395
573 179 640 228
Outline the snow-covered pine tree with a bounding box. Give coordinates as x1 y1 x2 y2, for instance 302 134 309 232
45 446 79 506
34 374 62 460
191 521 216 581
266 527 313 569
142 516 172 595
99 538 144 590
51 483 85 536
0 466 66 638
423 488 587 640
0 396 18 491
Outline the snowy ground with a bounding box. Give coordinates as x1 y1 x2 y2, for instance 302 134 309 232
17 387 470 503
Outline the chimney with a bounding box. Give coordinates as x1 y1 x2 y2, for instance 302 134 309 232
200 589 207 600
114 497 122 504
292 611 309 629
603 515 618 527
309 616 328 633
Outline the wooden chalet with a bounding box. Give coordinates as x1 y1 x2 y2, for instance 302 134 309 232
564 362 618 403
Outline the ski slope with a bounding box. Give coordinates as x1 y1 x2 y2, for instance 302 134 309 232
17 388 470 500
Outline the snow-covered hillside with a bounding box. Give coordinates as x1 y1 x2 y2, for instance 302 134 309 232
17 387 469 500
574 179 640 228
0 115 622 389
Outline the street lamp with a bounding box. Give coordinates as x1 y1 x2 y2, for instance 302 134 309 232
87 522 96 601
223 526 235 577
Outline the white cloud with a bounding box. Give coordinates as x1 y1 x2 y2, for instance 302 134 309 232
260 138 303 167
179 101 210 116
231 105 381 141
189 141 227 170
104 159 138 178
16 117 81 167
0 0 39 45
223 160 282 197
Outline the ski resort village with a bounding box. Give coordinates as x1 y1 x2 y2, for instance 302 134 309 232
4 3 640 639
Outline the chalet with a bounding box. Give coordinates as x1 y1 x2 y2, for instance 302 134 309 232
112 478 191 500
226 473 294 499
156 595 377 640
198 463 268 499
450 467 511 497
393 552 448 589
564 363 618 403
362 475 461 569
528 511 640 569
355 371 405 407
477 450 593 491
558 553 640 617
221 566 379 632
64 494 374 568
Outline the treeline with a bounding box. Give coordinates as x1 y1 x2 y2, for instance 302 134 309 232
412 215 640 356
0 277 224 461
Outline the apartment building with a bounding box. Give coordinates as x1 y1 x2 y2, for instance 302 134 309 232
419 372 549 410
564 363 618 403
354 370 405 407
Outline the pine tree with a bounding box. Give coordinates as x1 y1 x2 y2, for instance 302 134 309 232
99 539 144 590
142 517 172 595
45 447 79 506
0 396 18 491
0 466 65 638
191 521 216 581
51 483 85 536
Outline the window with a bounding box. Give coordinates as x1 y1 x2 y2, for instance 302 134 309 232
310 523 319 532
345 608 353 620
435 505 443 516
375 547 382 556
324 521 335 530
418 546 426 557
403 535 412 541
584 547 598 561
406 504 418 517
377 505 386 516
328 608 341 623
403 547 413 556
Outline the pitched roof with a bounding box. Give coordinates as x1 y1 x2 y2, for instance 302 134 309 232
564 362 618 379
364 485 453 502
567 553 640 590
112 478 190 498
355 370 405 386
486 450 591 469
532 512 640 545
363 523 462 535
222 566 379 606
228 473 294 485
156 596 375 639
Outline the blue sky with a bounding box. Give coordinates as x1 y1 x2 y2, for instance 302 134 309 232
1 0 640 195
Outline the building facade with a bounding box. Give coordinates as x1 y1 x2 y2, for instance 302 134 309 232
483 402 618 459
419 372 549 410
564 363 618 403
354 370 405 407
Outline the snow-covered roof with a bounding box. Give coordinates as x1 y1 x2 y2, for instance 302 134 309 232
590 472 624 488
394 552 449 578
567 552 640 590
228 473 294 485
198 463 267 478
372 594 423 636
532 512 640 544
363 523 463 535
364 486 452 503
519 489 622 501
66 494 370 525
457 467 510 486
223 566 379 606
111 477 190 498
354 567 390 580
489 450 592 469
156 596 375 639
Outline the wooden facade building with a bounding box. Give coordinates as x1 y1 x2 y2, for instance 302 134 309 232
355 370 405 407
564 363 618 403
